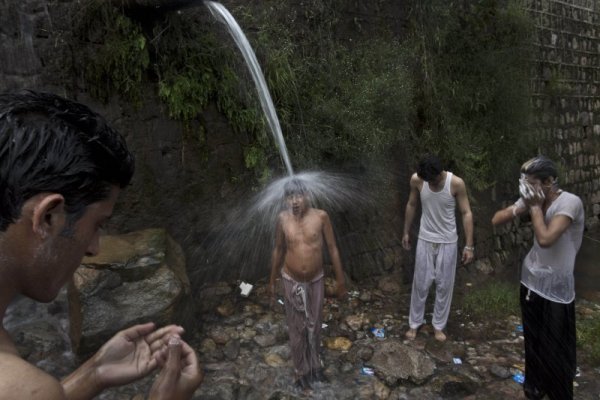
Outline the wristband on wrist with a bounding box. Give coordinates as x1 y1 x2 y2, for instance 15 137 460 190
464 246 475 252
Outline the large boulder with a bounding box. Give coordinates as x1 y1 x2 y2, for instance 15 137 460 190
369 339 436 385
68 228 193 356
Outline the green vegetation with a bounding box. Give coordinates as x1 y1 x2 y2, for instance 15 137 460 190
462 281 520 319
409 0 535 189
577 315 600 365
75 3 149 105
74 0 535 188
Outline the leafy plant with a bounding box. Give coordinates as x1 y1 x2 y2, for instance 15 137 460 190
75 2 149 104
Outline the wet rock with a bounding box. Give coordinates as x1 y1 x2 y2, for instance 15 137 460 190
345 313 369 331
378 277 401 294
370 339 436 385
267 344 291 360
406 386 444 399
200 282 233 298
193 376 237 400
223 339 240 360
242 303 263 315
475 380 524 399
429 372 478 397
264 352 286 367
345 342 375 363
340 362 354 373
360 291 372 302
217 299 236 317
240 328 257 341
373 378 391 399
68 228 192 356
242 361 274 385
489 364 511 379
425 340 465 364
12 320 66 360
253 334 276 347
203 361 238 374
200 338 217 352
209 326 230 345
323 336 353 351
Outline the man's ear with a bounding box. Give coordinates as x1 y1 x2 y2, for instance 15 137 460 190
31 194 66 239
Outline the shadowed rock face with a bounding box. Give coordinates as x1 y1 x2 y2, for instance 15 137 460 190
68 228 193 357
110 0 199 11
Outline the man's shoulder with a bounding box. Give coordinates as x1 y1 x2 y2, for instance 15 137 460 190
449 173 467 192
0 352 65 399
561 191 582 202
409 172 422 183
306 208 326 220
449 172 465 184
557 191 584 213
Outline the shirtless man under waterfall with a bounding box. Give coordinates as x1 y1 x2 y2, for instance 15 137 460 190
269 178 346 391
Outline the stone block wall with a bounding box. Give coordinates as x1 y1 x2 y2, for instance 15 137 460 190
490 0 600 271
528 0 600 228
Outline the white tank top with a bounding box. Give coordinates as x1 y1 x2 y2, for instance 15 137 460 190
418 172 458 243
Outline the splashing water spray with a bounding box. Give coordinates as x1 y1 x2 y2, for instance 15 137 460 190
197 2 372 282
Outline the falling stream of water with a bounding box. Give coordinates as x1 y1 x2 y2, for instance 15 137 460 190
205 1 294 176
197 1 375 281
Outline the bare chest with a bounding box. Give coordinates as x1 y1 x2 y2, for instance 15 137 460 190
283 218 322 246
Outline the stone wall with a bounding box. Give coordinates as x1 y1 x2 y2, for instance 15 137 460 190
529 0 600 228
490 0 600 271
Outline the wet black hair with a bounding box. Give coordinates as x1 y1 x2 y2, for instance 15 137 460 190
520 156 558 182
0 90 135 232
283 177 307 197
417 154 443 182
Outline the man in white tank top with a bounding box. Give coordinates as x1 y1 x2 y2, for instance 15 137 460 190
402 155 474 341
492 156 583 400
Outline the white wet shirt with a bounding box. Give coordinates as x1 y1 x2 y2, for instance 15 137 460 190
517 191 584 303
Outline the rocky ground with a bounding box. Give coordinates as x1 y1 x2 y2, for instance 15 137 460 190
5 268 600 399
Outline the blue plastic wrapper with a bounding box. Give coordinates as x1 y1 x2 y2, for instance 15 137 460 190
513 372 525 384
370 328 385 338
360 367 375 376
516 324 523 333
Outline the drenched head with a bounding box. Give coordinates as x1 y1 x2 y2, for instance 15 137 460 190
417 154 443 182
520 156 558 185
0 90 135 232
283 177 308 198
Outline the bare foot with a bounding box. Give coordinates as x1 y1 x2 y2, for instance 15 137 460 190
405 328 417 340
434 329 446 342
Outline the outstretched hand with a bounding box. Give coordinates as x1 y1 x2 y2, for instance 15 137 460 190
149 337 204 400
91 323 184 389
